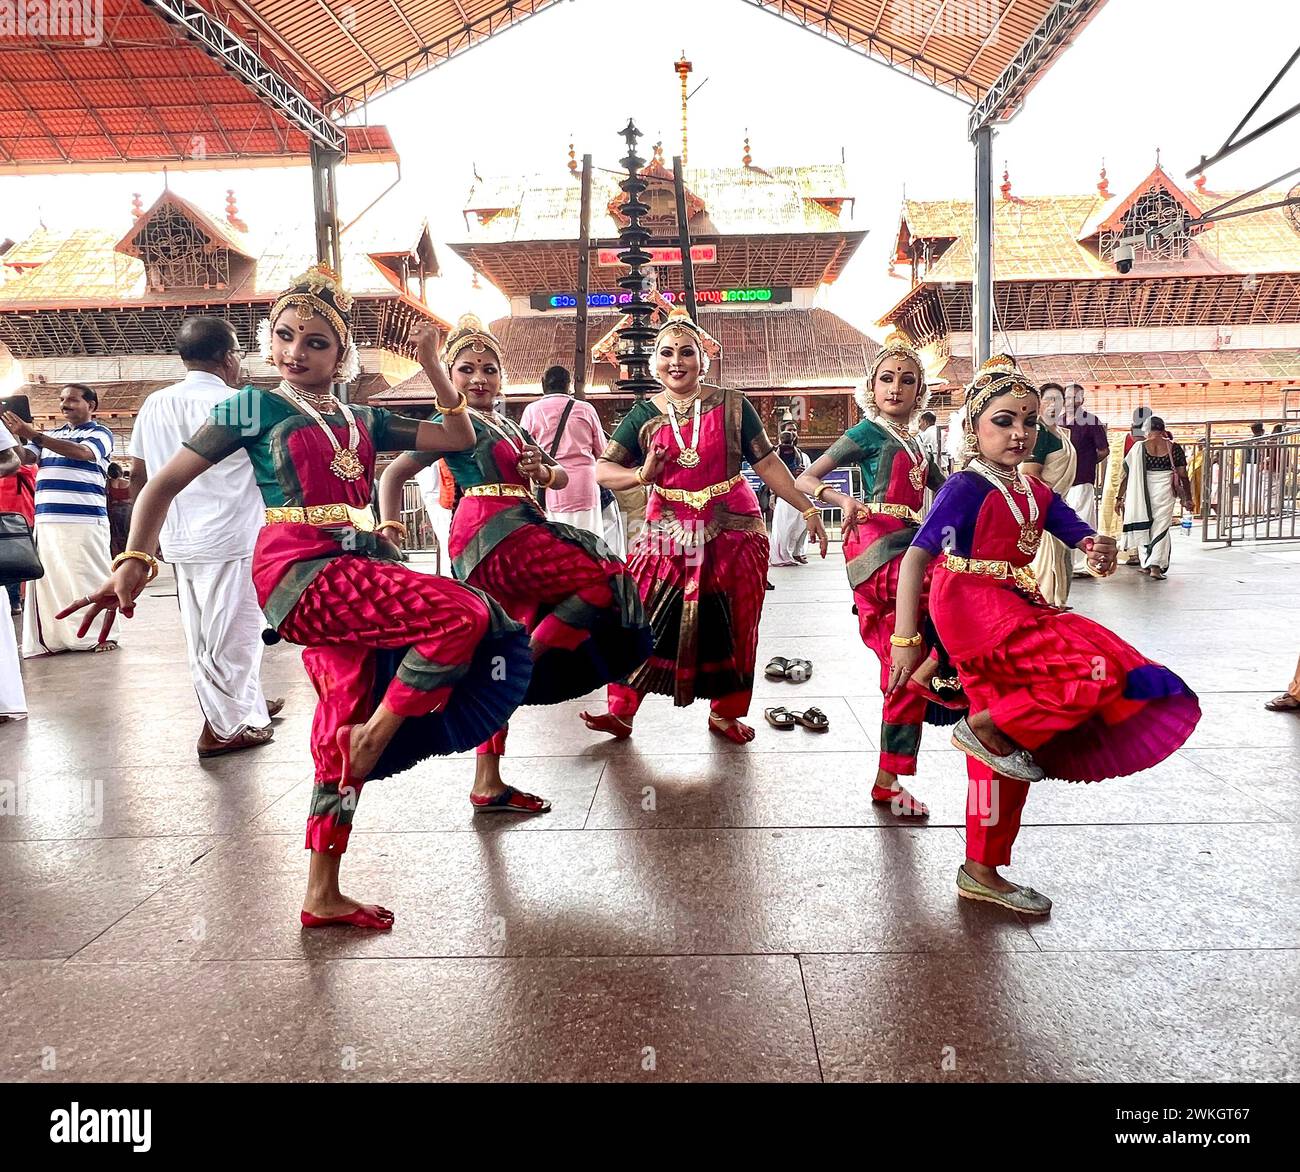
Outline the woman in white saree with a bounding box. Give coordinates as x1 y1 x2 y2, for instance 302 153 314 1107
1117 415 1193 580
1020 383 1078 606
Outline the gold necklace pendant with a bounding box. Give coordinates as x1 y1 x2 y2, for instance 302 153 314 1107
908 462 926 492
1017 519 1041 556
329 447 365 482
676 448 701 468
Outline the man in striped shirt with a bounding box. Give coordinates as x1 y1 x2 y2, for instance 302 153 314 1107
2 384 119 655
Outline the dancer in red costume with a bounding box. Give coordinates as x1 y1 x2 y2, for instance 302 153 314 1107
889 356 1201 914
580 309 828 744
796 334 956 818
379 314 652 811
62 266 533 932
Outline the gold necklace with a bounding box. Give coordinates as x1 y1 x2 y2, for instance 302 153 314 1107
884 420 927 493
664 389 700 418
972 459 1039 554
273 380 363 482
665 395 703 468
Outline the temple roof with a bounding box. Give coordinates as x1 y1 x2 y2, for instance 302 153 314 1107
372 306 880 400
462 164 855 244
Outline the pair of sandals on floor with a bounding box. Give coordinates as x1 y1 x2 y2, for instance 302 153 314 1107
763 655 825 732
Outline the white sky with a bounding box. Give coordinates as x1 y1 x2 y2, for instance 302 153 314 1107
2 0 1296 338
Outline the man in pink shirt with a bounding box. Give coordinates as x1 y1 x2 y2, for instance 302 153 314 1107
521 366 611 543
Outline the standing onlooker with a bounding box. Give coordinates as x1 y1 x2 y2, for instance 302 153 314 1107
768 430 812 566
915 410 940 464
1117 415 1193 580
3 384 118 656
520 365 612 544
129 316 281 757
0 418 26 721
1022 383 1078 605
943 408 967 473
1061 383 1109 574
0 449 35 616
106 461 133 558
1265 653 1300 713
413 456 456 575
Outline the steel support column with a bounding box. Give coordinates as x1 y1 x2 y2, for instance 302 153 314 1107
972 125 994 367
311 140 344 398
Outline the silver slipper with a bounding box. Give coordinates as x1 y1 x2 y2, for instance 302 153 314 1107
951 718 1045 782
956 866 1052 915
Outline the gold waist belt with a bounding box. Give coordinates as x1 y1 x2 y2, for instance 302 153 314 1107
265 503 375 532
866 502 922 524
943 554 1038 594
463 483 535 500
654 474 743 512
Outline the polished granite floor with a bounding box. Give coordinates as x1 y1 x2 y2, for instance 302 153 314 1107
2 534 1297 1082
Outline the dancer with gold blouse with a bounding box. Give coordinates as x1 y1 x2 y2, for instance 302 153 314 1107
580 309 828 744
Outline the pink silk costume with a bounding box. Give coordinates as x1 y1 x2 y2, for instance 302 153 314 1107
407 411 652 756
913 470 1201 865
601 386 773 719
183 385 532 854
822 417 949 776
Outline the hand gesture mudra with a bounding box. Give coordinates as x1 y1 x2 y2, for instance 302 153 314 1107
411 322 444 371
516 444 548 483
886 642 926 697
640 444 669 486
55 559 152 645
1084 534 1118 577
805 511 830 559
839 496 868 538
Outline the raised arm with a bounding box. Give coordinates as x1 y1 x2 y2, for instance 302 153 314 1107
406 322 475 453
1 411 98 463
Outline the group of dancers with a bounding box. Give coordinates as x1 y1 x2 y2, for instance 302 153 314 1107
63 263 1200 929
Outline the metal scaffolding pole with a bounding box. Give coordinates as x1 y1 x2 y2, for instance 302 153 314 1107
573 153 593 401
972 125 994 367
310 140 344 398
672 155 698 322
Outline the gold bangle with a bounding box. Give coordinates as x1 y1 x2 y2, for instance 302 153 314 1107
635 467 649 486
112 550 159 582
801 505 819 521
537 464 554 486
438 391 469 417
813 481 832 501
889 631 923 648
375 520 408 539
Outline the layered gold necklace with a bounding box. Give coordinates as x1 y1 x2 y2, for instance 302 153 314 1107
273 380 364 482
971 457 1039 555
883 419 927 493
663 391 703 468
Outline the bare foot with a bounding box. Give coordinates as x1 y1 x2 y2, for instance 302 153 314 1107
708 714 756 743
966 709 1017 757
963 860 1018 894
581 710 633 739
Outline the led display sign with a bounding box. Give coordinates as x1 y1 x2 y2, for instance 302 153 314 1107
596 245 717 266
530 287 793 311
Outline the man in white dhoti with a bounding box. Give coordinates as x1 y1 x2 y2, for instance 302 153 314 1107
769 431 812 566
413 460 453 575
3 385 118 656
0 420 26 721
1061 384 1109 575
129 317 282 757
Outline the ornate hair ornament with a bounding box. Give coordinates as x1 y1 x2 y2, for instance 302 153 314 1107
964 352 1038 424
441 312 504 370
654 307 717 376
854 330 930 420
261 262 360 382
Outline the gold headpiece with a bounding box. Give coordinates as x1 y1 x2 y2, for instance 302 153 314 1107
269 263 353 348
965 352 1038 422
441 312 503 369
868 331 927 395
654 307 719 375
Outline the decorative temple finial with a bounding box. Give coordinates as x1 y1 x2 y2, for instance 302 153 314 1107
131 192 143 219
225 188 247 231
568 140 577 174
743 128 752 168
675 52 693 166
1156 146 1162 168
1097 160 1110 199
1194 173 1207 193
1000 162 1012 201
653 140 664 166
